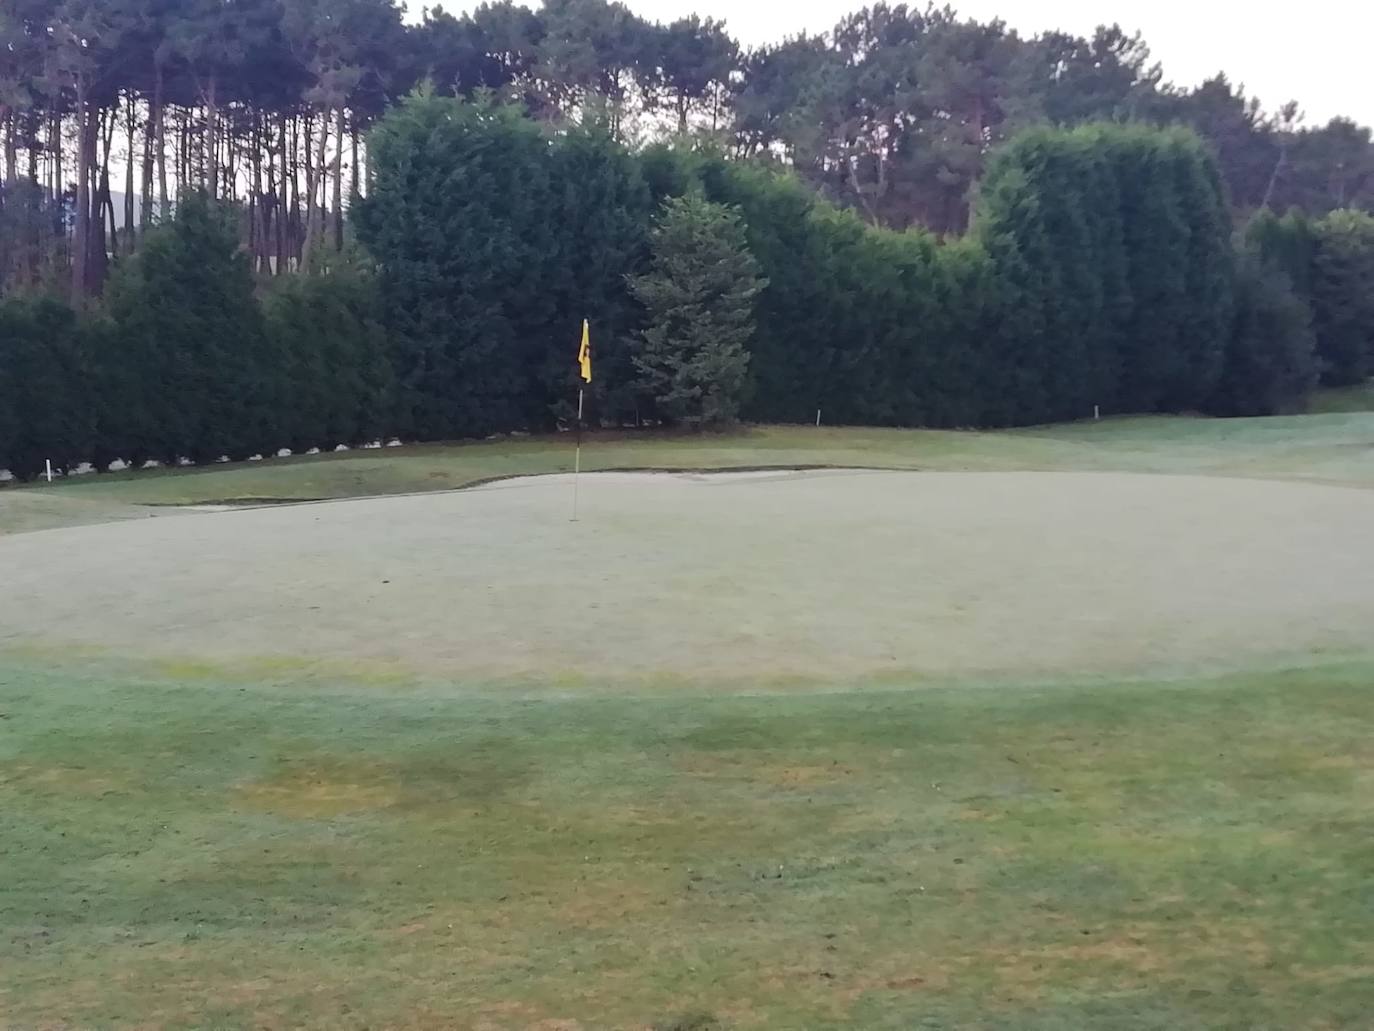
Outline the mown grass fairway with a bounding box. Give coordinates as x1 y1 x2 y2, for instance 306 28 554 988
3 413 1374 1028
3 658 1374 1030
5 409 1374 535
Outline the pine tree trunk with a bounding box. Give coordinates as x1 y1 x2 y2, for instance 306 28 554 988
92 107 114 292
261 133 275 275
331 106 345 251
142 70 160 230
3 108 16 188
71 80 91 300
204 74 219 197
176 110 187 194
250 112 264 269
277 113 289 274
350 121 360 206
123 94 136 250
155 78 168 220
226 125 237 204
288 115 301 269
302 111 323 265
52 113 63 203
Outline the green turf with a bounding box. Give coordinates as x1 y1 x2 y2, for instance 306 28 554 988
6 409 1374 536
5 407 1372 1026
1307 381 1374 414
3 656 1372 1029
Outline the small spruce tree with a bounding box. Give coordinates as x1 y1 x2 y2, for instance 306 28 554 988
629 194 766 427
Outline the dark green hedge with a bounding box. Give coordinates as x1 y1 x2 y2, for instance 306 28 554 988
0 110 1355 482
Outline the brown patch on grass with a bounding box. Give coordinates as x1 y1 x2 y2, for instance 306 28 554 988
821 919 1289 1014
673 753 859 788
957 806 1003 822
0 762 131 796
1292 964 1374 986
233 761 401 817
1309 752 1374 771
884 975 929 990
765 763 857 787
550 882 667 931
473 999 562 1030
967 920 1283 1001
1019 935 1168 974
833 963 955 1005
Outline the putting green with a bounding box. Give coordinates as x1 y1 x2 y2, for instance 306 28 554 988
4 469 1372 682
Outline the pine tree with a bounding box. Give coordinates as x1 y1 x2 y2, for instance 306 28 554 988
354 93 554 440
1208 247 1317 416
539 118 653 429
976 123 1235 422
1168 130 1234 409
629 193 766 427
100 191 272 464
1310 209 1374 385
1246 208 1316 302
0 295 93 479
263 247 396 452
0 320 13 475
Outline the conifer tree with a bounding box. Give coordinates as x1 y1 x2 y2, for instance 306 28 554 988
540 117 653 428
0 295 92 479
1310 209 1374 384
629 193 766 426
1209 247 1317 416
1246 208 1316 302
977 123 1234 422
263 247 395 452
354 93 554 439
101 191 272 464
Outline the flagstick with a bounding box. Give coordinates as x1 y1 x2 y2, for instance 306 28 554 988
571 387 584 522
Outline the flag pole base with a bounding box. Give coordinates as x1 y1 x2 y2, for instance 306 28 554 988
572 386 585 522
572 445 581 523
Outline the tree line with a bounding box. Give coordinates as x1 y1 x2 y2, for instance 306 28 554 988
2 0 1374 304
4 103 1373 481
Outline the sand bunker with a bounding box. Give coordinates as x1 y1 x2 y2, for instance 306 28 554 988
3 470 1372 682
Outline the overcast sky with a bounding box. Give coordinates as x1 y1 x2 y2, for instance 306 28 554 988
434 1 1374 127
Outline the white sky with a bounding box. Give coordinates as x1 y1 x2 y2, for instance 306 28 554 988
431 1 1374 127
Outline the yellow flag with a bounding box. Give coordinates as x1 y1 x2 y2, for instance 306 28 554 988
577 319 592 383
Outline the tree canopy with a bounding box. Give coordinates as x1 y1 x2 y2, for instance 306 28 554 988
1 0 1373 302
2 5 1372 480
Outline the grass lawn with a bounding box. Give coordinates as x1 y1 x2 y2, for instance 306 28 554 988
1306 381 1374 414
2 656 1372 1029
4 406 1372 1027
5 407 1374 537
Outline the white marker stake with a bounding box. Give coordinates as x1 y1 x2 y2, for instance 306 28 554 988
1094 404 1101 421
816 408 822 427
45 459 53 483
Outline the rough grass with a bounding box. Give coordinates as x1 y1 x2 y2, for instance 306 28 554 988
3 657 1373 1029
5 408 1374 536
